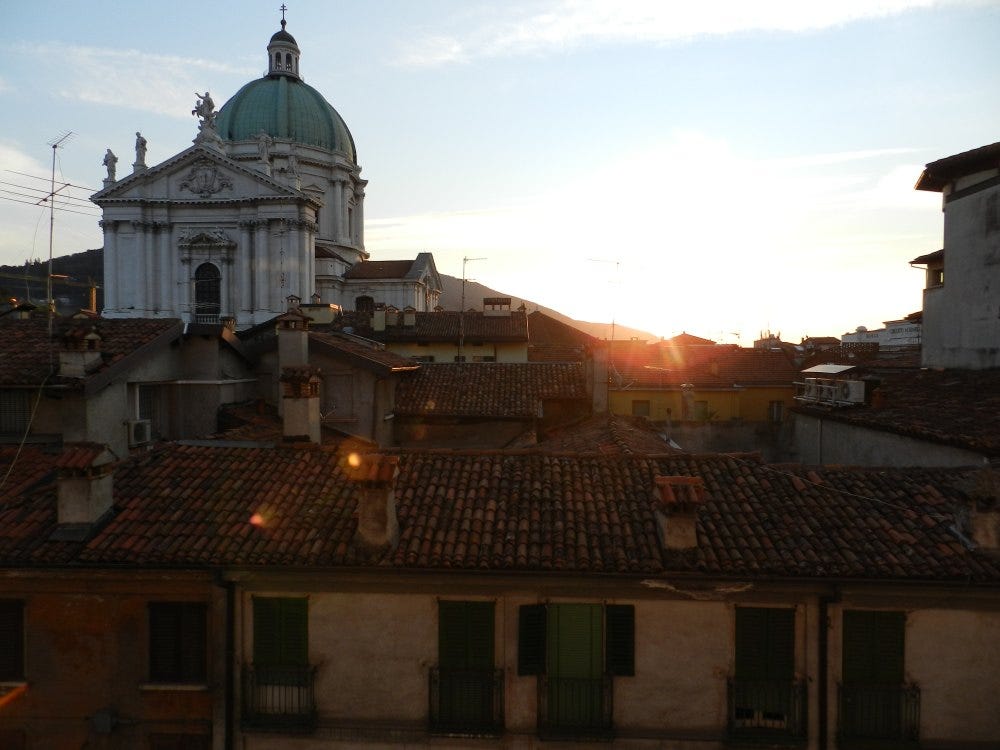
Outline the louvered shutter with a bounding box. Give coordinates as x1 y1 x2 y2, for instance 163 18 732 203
254 597 308 667
0 600 24 681
465 601 495 670
518 604 546 675
769 608 794 681
438 601 469 670
149 603 180 681
606 605 635 676
736 607 794 681
179 604 208 682
843 610 904 685
279 598 309 667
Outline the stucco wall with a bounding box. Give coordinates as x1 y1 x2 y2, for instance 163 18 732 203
0 573 218 750
907 609 1000 742
794 413 987 467
923 179 1000 369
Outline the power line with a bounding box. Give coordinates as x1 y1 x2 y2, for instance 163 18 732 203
0 194 100 218
0 183 99 208
5 169 96 193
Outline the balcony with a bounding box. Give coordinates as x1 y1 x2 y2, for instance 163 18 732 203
242 664 317 732
838 684 920 747
537 674 613 740
728 679 807 741
428 666 504 736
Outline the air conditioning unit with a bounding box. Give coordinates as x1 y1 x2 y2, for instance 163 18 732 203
837 380 866 404
803 377 820 400
128 419 152 446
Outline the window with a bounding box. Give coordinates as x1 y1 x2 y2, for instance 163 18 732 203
412 355 435 363
0 600 24 681
149 603 207 683
0 391 29 434
454 356 466 363
768 400 783 424
253 597 308 670
631 400 651 417
518 603 633 737
694 400 710 421
840 610 918 742
193 263 221 322
730 607 804 737
245 597 315 730
431 601 502 734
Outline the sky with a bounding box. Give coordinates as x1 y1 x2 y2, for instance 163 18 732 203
2 0 999 343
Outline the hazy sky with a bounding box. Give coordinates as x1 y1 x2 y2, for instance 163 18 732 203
2 0 998 342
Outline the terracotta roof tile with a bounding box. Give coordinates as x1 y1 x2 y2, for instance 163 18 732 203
1 444 998 582
795 369 1000 457
396 363 587 417
336 310 528 343
342 260 416 280
0 317 181 387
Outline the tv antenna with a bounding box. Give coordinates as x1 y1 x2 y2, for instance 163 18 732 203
459 256 486 360
42 131 75 321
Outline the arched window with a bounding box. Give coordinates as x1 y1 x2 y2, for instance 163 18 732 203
274 52 281 70
194 263 221 323
285 52 292 70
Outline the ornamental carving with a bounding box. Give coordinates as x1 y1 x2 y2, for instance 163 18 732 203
178 228 237 265
178 159 233 198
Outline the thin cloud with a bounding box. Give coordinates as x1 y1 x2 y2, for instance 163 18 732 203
18 42 255 119
397 0 973 66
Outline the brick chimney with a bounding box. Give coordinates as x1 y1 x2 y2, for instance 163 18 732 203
276 308 312 367
55 444 116 527
653 475 706 550
59 325 103 378
968 468 1000 551
279 365 322 443
345 454 400 553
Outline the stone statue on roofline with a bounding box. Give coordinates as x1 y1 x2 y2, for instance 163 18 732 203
102 149 117 184
133 132 147 171
191 90 224 150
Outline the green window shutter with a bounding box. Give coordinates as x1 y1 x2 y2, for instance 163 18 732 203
254 597 308 667
843 610 904 685
548 603 602 680
439 600 494 670
0 600 24 681
872 611 904 685
606 605 635 676
736 607 794 682
518 604 546 675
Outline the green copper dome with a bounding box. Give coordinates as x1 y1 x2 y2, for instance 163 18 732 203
216 76 357 161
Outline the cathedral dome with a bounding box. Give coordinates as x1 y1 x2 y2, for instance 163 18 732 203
215 17 357 161
216 77 357 160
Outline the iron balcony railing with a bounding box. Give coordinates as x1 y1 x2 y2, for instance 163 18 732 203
537 674 613 740
193 314 220 324
838 683 920 744
728 678 807 740
242 664 317 732
428 666 504 736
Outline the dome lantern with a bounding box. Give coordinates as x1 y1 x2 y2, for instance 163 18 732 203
267 8 301 80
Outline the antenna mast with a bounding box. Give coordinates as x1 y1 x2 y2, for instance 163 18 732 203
459 256 486 361
45 131 74 319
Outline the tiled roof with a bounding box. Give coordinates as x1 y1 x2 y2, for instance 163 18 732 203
1 443 997 582
800 345 922 371
336 310 528 343
916 140 1000 192
527 311 596 363
343 260 416 280
395 363 588 417
613 346 796 389
309 332 421 374
539 415 681 455
0 317 182 387
795 369 1000 457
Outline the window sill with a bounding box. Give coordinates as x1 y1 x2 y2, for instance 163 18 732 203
140 683 209 692
0 681 27 689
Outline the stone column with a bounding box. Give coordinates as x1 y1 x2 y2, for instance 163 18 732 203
255 220 269 313
158 223 171 316
333 180 344 242
132 221 149 314
355 188 365 249
238 220 253 317
99 220 118 312
286 219 301 301
340 181 350 245
298 219 313 299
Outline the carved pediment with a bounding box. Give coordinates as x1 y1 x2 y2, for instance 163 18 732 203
178 229 236 249
178 158 234 198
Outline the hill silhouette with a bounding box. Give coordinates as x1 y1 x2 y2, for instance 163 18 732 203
1 249 656 340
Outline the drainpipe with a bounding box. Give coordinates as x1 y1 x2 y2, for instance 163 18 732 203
224 578 236 750
818 587 838 750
